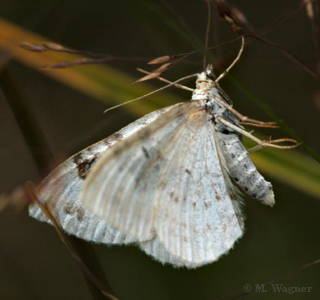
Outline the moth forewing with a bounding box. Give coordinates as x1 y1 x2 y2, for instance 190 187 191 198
29 104 184 245
29 142 135 245
81 98 244 266
81 102 200 241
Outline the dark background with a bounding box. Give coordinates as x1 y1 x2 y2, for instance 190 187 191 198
0 0 320 299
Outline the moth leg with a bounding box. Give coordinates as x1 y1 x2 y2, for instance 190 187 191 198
213 94 276 126
239 121 279 129
216 116 300 151
246 138 302 153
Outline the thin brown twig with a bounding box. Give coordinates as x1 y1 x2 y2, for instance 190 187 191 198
1 58 114 300
203 0 212 69
230 4 320 80
246 34 320 80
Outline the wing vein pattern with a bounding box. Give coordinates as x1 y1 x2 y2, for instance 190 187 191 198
82 101 244 266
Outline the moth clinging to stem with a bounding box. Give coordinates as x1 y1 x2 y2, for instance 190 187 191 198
29 1 299 268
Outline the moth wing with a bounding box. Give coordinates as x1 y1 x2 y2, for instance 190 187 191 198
149 111 244 266
82 101 244 266
81 102 197 241
140 238 202 268
29 105 179 244
140 177 244 268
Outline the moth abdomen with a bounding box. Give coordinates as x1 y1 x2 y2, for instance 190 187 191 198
217 132 275 207
236 168 274 205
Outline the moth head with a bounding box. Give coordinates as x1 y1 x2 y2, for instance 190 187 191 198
205 64 216 80
195 64 216 90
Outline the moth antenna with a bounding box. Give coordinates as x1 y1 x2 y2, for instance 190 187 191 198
215 35 245 83
104 73 196 113
203 0 213 70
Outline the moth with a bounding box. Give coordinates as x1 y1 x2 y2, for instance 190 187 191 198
29 63 286 269
29 34 297 268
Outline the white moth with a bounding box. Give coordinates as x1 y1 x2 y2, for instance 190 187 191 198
29 64 275 268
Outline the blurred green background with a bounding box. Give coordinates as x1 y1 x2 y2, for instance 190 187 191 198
0 0 320 299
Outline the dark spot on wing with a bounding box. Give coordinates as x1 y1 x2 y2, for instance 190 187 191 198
151 227 156 236
223 224 228 233
204 202 212 209
103 140 112 147
192 202 196 209
112 132 123 141
216 195 222 201
154 164 160 172
76 207 85 222
142 147 150 158
74 153 98 180
63 204 72 215
185 169 191 174
102 132 123 147
143 128 151 137
63 204 86 223
174 197 179 203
